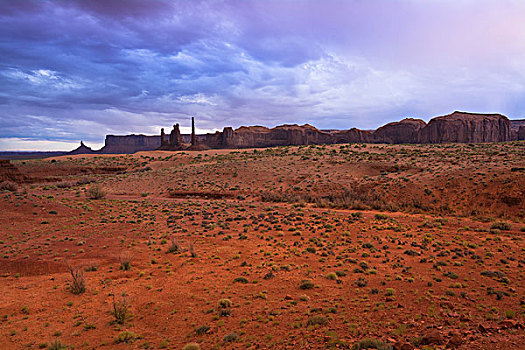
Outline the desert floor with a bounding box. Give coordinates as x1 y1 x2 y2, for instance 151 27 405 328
0 142 524 349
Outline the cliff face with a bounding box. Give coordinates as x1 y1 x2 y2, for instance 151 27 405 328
216 124 334 148
372 118 426 144
419 111 511 144
519 126 525 141
99 135 161 154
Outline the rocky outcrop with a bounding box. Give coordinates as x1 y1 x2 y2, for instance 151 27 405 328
69 141 95 155
419 111 511 143
372 118 426 144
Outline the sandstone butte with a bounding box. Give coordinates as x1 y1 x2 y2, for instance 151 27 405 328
70 111 524 155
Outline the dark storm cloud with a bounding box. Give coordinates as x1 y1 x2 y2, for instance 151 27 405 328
1 0 525 150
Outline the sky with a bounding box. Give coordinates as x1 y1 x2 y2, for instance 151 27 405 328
1 0 525 151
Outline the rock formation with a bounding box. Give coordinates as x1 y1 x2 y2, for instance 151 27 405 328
372 118 426 144
418 111 511 144
519 126 525 141
158 124 184 150
69 141 95 155
69 111 520 155
98 135 161 154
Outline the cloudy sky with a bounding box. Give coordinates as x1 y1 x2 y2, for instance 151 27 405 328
1 0 525 150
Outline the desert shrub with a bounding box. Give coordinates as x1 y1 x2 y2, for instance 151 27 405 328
300 280 314 289
306 315 329 326
481 270 505 278
218 298 232 309
218 298 232 317
385 288 395 296
354 277 368 287
325 272 338 280
195 325 210 335
490 221 511 231
189 242 197 258
223 332 239 343
166 237 179 253
47 340 67 350
86 184 105 199
233 277 248 284
182 344 201 350
351 338 392 350
67 264 85 295
114 331 139 344
119 252 132 270
0 181 17 192
112 295 130 324
374 214 388 221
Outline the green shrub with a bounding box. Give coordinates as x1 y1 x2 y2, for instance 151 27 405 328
491 221 511 231
385 288 395 296
114 331 140 344
300 280 314 290
325 272 338 280
233 277 248 284
182 344 201 350
351 338 391 350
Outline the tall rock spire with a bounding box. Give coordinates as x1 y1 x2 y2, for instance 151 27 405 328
191 117 196 146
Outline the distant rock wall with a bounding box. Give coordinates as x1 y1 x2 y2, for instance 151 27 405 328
69 111 520 154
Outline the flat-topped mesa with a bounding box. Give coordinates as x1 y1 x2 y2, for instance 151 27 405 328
419 111 511 143
99 134 161 154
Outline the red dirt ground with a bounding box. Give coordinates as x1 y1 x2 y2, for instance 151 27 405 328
0 142 523 349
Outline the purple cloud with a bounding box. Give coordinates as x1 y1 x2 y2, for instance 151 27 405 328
0 0 524 150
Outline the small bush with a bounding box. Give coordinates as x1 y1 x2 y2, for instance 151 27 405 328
119 252 132 270
47 340 67 350
300 280 314 290
112 295 130 324
223 332 239 343
351 338 391 350
114 331 139 344
233 277 248 284
306 315 329 326
218 299 232 309
491 221 511 231
385 288 395 296
325 272 338 280
67 264 85 295
374 214 388 220
195 325 210 335
166 237 180 253
86 184 105 199
182 344 201 350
